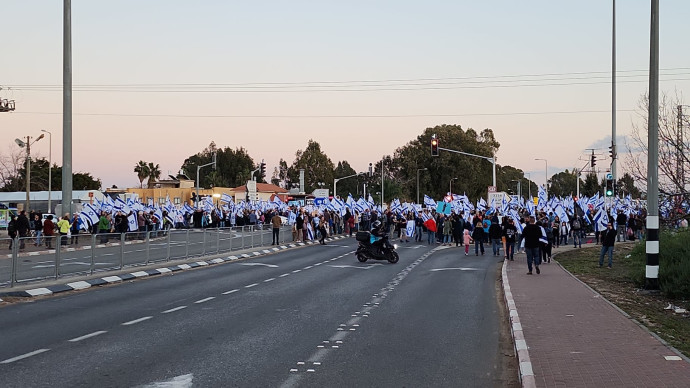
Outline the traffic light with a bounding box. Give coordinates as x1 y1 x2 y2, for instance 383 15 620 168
260 161 266 176
605 177 614 197
368 163 373 177
609 143 616 160
430 136 439 156
590 154 596 168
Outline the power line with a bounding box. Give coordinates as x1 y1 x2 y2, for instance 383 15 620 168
15 109 637 119
5 67 690 93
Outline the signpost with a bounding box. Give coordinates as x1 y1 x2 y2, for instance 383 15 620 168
247 180 257 202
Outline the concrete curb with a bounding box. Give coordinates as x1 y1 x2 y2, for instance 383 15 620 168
501 258 536 388
0 235 348 300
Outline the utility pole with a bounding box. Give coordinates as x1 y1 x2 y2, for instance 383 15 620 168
611 0 618 185
645 0 659 290
62 0 73 218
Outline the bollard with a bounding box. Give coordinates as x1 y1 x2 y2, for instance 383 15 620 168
166 230 171 262
185 229 190 259
90 234 96 275
120 233 125 270
145 230 150 265
55 236 61 280
10 238 18 287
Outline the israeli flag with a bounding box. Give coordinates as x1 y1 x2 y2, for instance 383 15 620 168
406 220 416 237
421 211 432 222
127 212 138 232
593 208 608 230
424 195 436 208
221 193 233 203
80 203 100 226
553 203 569 224
512 214 524 233
368 195 376 208
306 223 314 240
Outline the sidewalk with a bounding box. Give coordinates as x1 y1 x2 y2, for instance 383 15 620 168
503 243 690 388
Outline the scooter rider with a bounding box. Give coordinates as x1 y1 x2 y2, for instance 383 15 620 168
370 220 386 251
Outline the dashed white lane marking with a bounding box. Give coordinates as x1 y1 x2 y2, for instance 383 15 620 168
264 278 275 282
292 270 301 273
279 273 290 277
245 283 259 288
429 267 478 272
194 297 215 304
122 316 153 326
162 306 187 314
1 349 50 364
68 331 107 342
222 289 239 295
279 246 439 386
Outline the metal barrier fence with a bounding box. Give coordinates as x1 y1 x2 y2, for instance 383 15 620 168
0 224 298 288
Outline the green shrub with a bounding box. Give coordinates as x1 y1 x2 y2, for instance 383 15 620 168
659 229 690 299
625 229 690 299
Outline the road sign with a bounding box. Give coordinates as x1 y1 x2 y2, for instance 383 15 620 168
488 192 509 208
313 198 328 206
312 189 329 198
488 186 497 193
606 173 613 180
533 197 539 205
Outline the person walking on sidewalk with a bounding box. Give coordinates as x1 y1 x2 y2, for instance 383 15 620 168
463 229 471 256
33 214 44 247
599 222 617 268
571 215 582 248
271 211 282 245
503 218 517 261
522 216 542 274
43 215 55 249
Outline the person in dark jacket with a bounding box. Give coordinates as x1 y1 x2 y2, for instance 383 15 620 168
489 217 503 256
599 222 617 268
452 215 464 247
16 210 31 249
43 215 56 249
471 223 485 256
7 215 17 249
616 211 627 242
521 216 542 275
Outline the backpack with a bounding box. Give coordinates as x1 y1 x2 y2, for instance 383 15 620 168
572 219 581 230
545 227 553 239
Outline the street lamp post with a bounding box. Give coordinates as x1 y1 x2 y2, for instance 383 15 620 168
334 172 364 199
416 168 427 204
41 130 52 213
15 134 45 212
534 158 548 200
449 177 458 197
510 179 521 199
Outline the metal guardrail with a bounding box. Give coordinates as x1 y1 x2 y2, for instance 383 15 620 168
0 224 302 288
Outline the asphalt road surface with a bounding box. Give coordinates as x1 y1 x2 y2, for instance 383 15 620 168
0 238 515 387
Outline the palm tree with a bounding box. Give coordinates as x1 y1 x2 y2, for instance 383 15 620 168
146 162 161 188
134 161 149 188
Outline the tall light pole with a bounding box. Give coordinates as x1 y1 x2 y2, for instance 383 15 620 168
416 168 427 204
525 173 532 200
334 172 363 199
381 158 385 209
510 179 521 199
611 0 617 185
62 0 73 217
41 130 52 213
449 177 458 197
15 134 45 212
534 158 548 200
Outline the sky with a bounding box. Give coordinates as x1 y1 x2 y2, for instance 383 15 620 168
1 1 689 190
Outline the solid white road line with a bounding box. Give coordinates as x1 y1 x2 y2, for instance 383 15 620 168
122 316 153 326
1 349 50 364
68 331 107 342
194 297 215 304
162 306 187 314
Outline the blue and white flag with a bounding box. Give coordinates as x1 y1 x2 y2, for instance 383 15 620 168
80 203 100 226
221 193 233 203
424 195 436 208
593 208 608 230
421 211 432 222
553 204 569 224
406 220 416 237
127 212 138 232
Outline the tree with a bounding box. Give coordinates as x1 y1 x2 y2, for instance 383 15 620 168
548 169 580 198
582 172 602 197
0 146 26 192
287 140 335 194
388 124 500 202
1 157 101 191
625 91 688 197
616 172 641 198
180 142 255 189
146 162 161 188
333 160 358 198
134 161 149 188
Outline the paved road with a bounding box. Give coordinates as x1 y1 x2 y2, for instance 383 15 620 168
0 226 292 285
0 239 514 387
